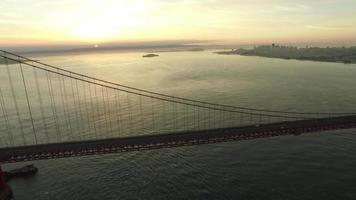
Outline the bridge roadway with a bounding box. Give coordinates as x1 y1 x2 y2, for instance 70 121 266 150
1 115 356 163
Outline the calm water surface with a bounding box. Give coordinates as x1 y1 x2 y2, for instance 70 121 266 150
4 50 356 200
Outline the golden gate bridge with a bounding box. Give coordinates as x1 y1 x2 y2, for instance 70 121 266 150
0 49 355 163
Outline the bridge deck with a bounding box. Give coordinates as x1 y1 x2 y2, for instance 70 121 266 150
1 115 356 163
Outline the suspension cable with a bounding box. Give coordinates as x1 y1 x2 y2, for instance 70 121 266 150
1 50 354 116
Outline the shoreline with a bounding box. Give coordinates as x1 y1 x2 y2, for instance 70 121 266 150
216 52 356 64
216 45 356 64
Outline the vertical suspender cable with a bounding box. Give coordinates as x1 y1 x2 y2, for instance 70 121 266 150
126 92 133 134
139 95 144 133
0 88 13 146
75 78 85 140
70 72 82 140
115 91 122 136
151 97 155 133
60 72 74 140
33 67 49 143
5 58 26 145
46 71 61 142
88 82 98 139
19 61 37 144
106 87 114 137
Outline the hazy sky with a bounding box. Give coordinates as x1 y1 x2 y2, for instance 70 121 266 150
1 0 356 47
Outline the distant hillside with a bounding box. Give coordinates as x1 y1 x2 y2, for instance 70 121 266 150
216 45 356 64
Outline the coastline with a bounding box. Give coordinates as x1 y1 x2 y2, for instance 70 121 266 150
216 45 356 64
216 52 356 64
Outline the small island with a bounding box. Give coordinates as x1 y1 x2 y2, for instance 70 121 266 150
142 53 159 58
216 44 356 64
187 48 204 52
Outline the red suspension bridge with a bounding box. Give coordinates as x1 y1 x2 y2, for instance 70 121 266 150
0 49 355 164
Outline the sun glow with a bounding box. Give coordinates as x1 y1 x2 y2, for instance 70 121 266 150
1 0 356 46
73 12 125 40
69 3 149 42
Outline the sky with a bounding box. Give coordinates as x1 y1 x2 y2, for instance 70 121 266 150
1 0 356 47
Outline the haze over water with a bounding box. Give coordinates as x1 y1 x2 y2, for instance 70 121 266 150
4 50 356 199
